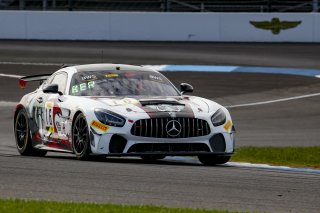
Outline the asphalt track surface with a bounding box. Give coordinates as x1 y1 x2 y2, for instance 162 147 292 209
0 41 319 212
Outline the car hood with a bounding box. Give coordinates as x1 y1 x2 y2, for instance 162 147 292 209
87 96 221 118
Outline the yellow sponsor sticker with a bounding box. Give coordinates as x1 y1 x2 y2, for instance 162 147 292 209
46 101 53 108
48 126 55 133
105 74 119 78
223 120 232 132
90 120 109 132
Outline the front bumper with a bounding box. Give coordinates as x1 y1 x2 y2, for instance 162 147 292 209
91 130 235 156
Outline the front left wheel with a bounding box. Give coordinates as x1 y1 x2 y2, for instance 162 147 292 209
72 113 91 160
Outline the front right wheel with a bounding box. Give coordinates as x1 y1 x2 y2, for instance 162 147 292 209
198 155 231 166
72 113 91 160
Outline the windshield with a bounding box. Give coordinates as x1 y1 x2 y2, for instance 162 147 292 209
69 70 180 97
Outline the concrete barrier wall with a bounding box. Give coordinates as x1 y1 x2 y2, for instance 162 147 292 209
0 11 319 42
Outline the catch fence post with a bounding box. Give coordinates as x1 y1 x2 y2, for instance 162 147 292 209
42 0 47 10
19 0 25 10
313 0 319 12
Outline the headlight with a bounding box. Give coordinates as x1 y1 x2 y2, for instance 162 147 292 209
211 108 226 126
94 109 125 127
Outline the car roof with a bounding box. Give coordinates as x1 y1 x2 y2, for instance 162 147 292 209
68 63 159 73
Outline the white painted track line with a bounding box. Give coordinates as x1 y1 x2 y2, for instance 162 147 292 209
0 61 64 66
0 101 17 107
0 73 24 78
226 92 320 108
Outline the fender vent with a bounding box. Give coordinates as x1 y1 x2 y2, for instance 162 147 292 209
209 134 226 152
109 135 127 153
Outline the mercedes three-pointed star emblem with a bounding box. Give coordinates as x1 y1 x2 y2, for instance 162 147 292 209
166 120 182 137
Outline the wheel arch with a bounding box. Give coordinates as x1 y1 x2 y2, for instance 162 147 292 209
71 110 86 129
70 110 83 154
14 104 26 127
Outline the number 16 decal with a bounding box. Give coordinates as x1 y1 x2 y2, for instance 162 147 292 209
45 102 54 128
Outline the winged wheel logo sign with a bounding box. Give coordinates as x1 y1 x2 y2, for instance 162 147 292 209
250 18 301 35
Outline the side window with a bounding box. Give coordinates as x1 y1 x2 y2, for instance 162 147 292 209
40 75 54 89
49 73 68 94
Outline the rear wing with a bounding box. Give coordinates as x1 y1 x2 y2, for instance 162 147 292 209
19 74 52 89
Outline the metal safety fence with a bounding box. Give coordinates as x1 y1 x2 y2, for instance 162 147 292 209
0 0 319 12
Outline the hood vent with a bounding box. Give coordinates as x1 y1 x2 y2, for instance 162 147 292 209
139 99 185 106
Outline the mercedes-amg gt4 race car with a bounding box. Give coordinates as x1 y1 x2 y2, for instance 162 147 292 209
14 64 235 165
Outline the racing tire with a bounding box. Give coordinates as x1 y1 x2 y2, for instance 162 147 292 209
141 155 165 162
198 155 231 166
14 109 47 157
72 113 91 160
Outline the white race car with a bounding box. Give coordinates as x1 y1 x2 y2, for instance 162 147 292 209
14 64 235 165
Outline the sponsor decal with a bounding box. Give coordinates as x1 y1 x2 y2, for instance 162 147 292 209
82 75 97 81
90 120 109 132
250 18 301 35
46 101 53 109
44 101 54 133
149 75 163 82
54 113 69 137
80 83 87 91
224 120 232 132
71 85 78 94
105 74 119 78
48 126 55 133
71 81 95 94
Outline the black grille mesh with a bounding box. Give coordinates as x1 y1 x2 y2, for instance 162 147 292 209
131 117 211 138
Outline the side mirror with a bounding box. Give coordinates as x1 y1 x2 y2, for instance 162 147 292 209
180 83 194 94
43 84 63 95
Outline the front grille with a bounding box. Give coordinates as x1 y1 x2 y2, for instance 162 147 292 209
127 143 210 153
131 118 211 138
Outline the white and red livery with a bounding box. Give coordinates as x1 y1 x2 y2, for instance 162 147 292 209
14 64 235 165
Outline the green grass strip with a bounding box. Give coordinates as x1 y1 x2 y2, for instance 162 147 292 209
0 199 240 213
231 146 320 169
